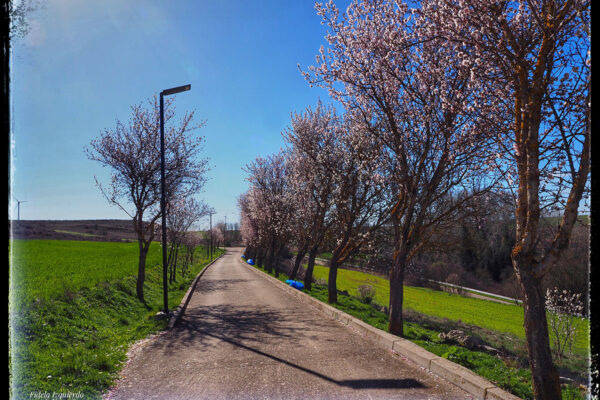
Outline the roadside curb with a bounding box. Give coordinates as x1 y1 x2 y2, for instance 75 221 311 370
167 251 225 330
239 256 522 400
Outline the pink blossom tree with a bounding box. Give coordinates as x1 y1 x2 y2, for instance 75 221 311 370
305 0 498 332
238 191 260 260
244 152 294 277
166 196 211 283
322 115 389 304
282 102 341 288
211 226 224 250
85 95 208 302
180 231 203 277
421 1 590 398
239 188 273 268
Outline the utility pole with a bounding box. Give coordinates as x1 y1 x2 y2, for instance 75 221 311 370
209 211 215 261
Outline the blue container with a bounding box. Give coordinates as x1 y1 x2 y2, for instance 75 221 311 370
286 280 304 290
247 259 255 265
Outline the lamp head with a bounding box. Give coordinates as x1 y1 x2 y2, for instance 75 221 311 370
161 84 191 96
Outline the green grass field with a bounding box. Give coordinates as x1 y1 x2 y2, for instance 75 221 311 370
10 240 153 306
308 264 589 355
9 239 223 399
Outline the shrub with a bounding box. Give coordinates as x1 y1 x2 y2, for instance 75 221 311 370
545 287 585 360
315 278 327 286
357 284 376 304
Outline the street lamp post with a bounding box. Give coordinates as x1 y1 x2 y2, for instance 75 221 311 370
160 84 191 315
208 211 215 261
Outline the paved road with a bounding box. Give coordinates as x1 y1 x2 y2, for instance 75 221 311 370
105 248 471 400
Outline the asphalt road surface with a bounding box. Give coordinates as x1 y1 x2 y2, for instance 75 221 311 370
104 248 471 400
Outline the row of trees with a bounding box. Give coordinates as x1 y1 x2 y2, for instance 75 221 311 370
240 1 590 399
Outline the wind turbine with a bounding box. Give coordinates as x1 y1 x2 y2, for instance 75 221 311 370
13 196 27 221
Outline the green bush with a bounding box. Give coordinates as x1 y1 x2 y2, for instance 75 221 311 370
357 284 376 304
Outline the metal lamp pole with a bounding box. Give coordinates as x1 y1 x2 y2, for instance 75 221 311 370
209 211 215 261
160 84 191 315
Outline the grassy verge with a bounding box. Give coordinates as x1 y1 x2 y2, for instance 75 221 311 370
9 239 223 399
242 257 588 400
308 264 589 356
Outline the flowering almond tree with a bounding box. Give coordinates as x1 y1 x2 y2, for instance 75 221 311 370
240 188 273 269
285 162 316 280
211 226 225 250
305 0 497 333
238 191 260 261
422 1 590 398
244 152 293 277
323 116 389 304
86 95 208 302
180 231 203 278
166 197 211 283
283 102 341 288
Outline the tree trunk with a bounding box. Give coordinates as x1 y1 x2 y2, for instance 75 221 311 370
170 245 179 283
290 244 308 280
257 248 265 269
265 243 274 274
136 241 149 302
168 244 175 284
303 245 319 291
327 256 339 304
514 259 562 400
388 250 407 336
273 243 281 278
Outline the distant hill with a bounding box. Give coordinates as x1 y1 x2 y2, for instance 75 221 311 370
9 219 139 242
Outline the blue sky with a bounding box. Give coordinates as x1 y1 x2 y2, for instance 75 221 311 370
9 0 348 228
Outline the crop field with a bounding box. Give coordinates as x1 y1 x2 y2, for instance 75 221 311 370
308 264 590 355
9 239 223 399
10 240 158 306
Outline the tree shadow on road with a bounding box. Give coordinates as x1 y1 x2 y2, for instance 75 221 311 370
148 304 426 391
164 304 330 350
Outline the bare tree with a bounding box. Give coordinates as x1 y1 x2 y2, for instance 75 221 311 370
85 95 208 302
